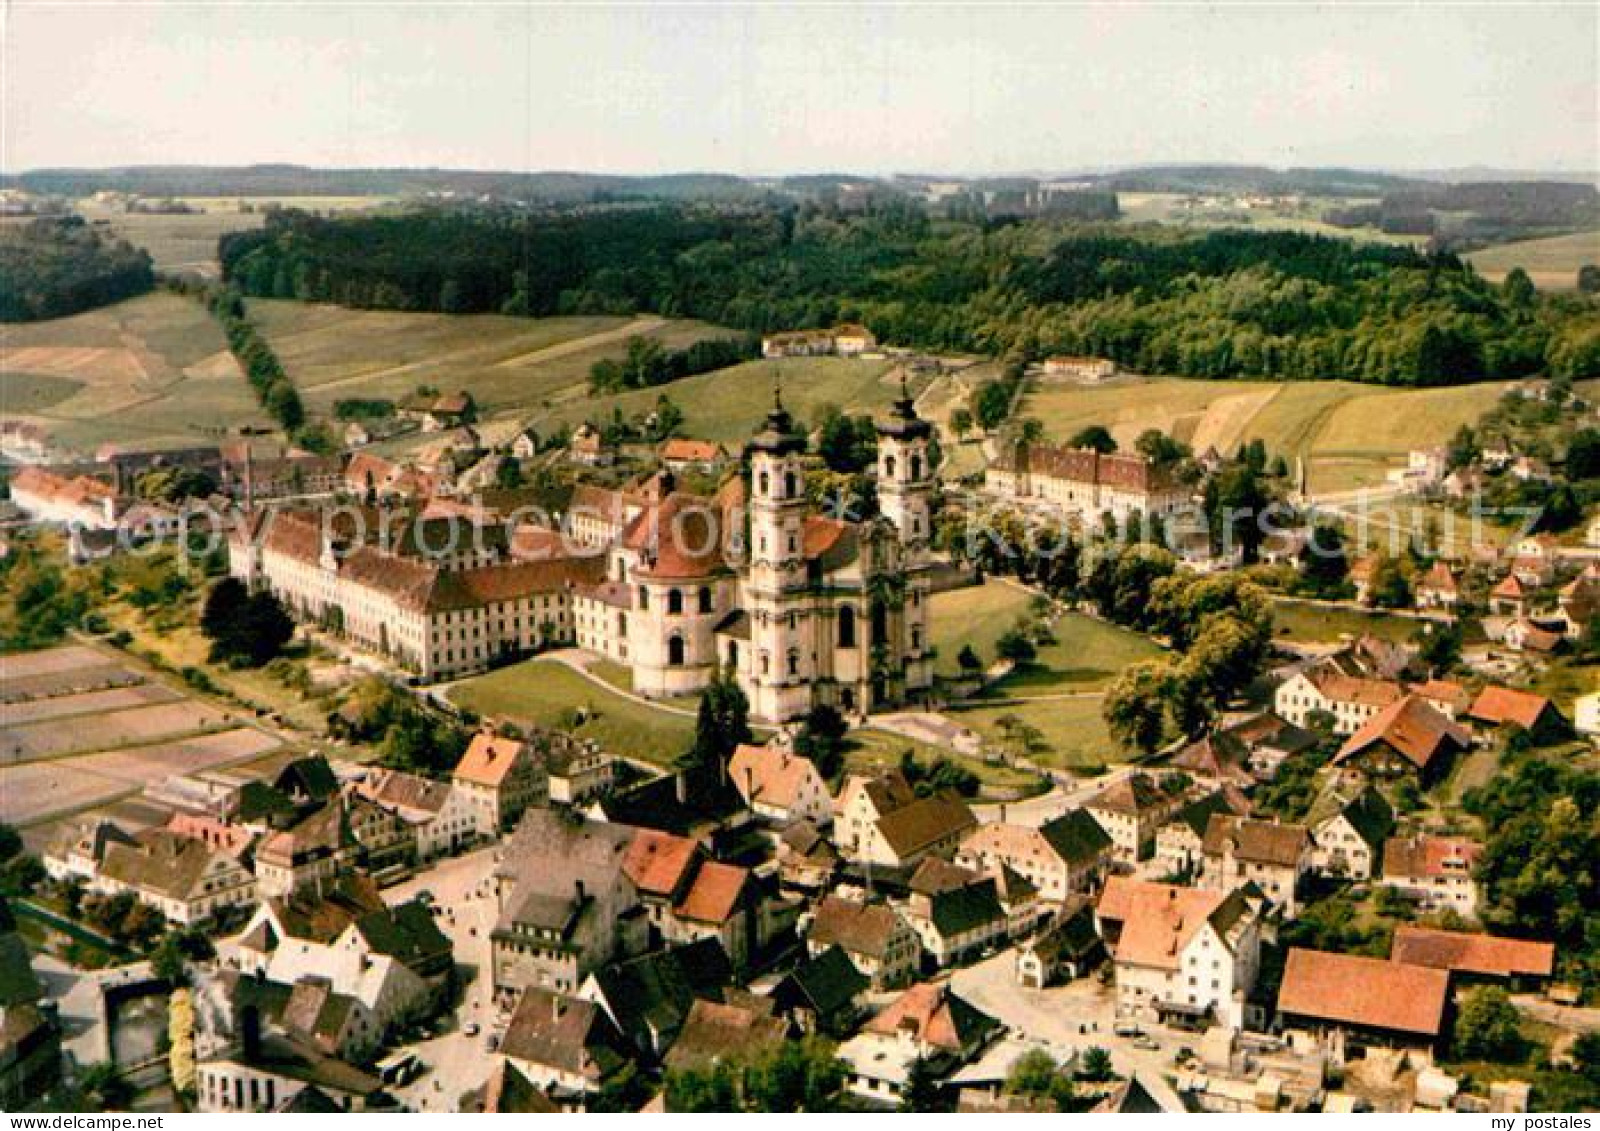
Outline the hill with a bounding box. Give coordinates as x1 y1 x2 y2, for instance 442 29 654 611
1467 229 1600 291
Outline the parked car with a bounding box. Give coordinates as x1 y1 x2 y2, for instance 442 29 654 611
464 1022 481 1037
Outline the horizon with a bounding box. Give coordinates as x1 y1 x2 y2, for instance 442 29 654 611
5 3 1596 178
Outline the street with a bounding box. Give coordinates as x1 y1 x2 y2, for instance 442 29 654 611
382 843 503 1111
951 947 1194 1082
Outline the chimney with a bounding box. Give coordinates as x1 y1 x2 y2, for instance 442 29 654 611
574 879 586 906
675 772 688 805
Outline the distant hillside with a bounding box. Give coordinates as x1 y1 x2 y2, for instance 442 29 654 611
2 165 766 204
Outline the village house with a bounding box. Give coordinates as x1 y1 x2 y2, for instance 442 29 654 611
223 971 384 1064
662 998 789 1075
761 323 878 359
451 731 548 835
1014 898 1102 988
253 803 358 900
398 390 475 432
770 944 870 1037
1170 730 1255 789
546 741 616 805
352 768 479 860
1274 661 1403 736
9 466 119 530
728 743 833 826
1382 835 1483 919
1085 773 1185 864
805 895 921 990
1199 815 1313 918
1041 355 1116 381
1154 790 1249 879
577 938 734 1066
619 831 756 970
1095 878 1265 1031
776 820 839 892
838 981 1000 1104
1414 678 1473 720
490 810 646 997
1489 573 1531 618
501 987 634 1102
196 1031 385 1113
899 860 1010 967
1276 948 1450 1063
984 439 1189 526
955 808 1113 902
0 911 60 1111
659 438 727 474
1466 686 1569 745
1390 926 1555 991
86 827 258 925
1333 694 1470 784
1223 711 1321 780
567 422 615 467
220 879 452 1041
833 770 916 859
1306 785 1394 881
1415 562 1461 610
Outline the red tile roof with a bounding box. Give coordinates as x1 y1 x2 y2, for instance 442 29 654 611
1335 693 1469 772
620 829 700 898
1383 834 1482 880
1278 948 1449 1037
452 733 530 788
1390 926 1554 980
674 860 748 926
1467 686 1557 730
1096 878 1241 971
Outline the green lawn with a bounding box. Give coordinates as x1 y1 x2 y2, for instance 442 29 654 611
994 612 1165 694
843 728 1045 794
1269 598 1425 645
927 581 1035 676
531 355 911 443
947 696 1117 772
447 658 698 766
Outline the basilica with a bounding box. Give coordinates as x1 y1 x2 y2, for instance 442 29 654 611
572 384 937 723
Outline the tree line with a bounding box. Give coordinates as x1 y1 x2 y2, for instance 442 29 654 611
589 333 758 393
218 203 1600 386
0 216 153 322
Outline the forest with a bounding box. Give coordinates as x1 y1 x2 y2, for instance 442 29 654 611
217 202 1600 386
0 216 154 321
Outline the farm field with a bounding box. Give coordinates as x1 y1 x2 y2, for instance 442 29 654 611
0 643 284 827
247 299 738 421
1018 375 1520 494
530 355 913 444
77 201 262 276
1467 229 1600 290
0 292 267 453
447 658 699 766
1116 192 1423 246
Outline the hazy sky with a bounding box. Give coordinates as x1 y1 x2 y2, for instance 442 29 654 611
5 2 1596 175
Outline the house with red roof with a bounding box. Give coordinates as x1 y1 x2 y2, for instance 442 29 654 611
1333 694 1471 784
1382 835 1483 919
1277 948 1451 1060
1466 686 1569 744
1389 926 1555 990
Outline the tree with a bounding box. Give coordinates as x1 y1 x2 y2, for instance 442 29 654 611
1579 264 1600 295
689 668 752 780
1103 660 1172 756
974 381 1013 431
1568 428 1600 481
901 1054 949 1112
1446 424 1481 472
76 1062 133 1111
956 643 983 674
794 704 849 781
494 457 524 490
1298 522 1350 598
1416 621 1462 675
1078 1046 1115 1083
1005 1047 1075 1110
1453 986 1524 1062
1068 425 1117 454
0 823 21 864
1135 428 1188 468
169 987 197 1095
200 577 249 641
1366 554 1413 609
995 627 1036 665
950 406 974 439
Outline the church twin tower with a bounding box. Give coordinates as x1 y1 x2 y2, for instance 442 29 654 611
738 378 936 722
